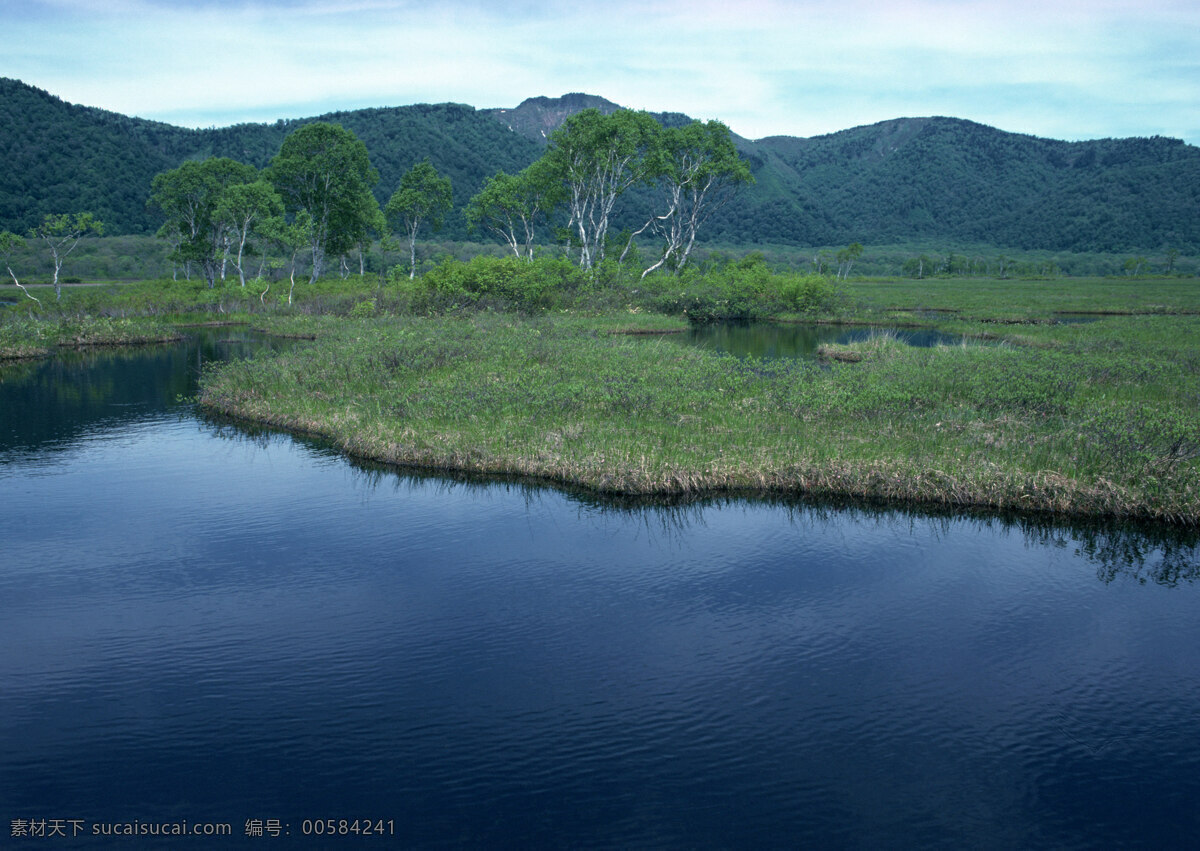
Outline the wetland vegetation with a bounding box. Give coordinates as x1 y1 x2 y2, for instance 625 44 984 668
6 259 1197 525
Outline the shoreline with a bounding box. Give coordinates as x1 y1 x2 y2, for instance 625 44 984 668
197 399 1197 526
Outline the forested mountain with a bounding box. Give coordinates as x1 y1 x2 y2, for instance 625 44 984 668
3 78 1198 252
0 79 542 239
731 118 1200 251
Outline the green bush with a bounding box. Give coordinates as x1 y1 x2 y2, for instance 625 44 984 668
403 256 590 313
633 254 845 322
779 274 840 315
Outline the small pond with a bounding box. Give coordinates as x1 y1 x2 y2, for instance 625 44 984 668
673 321 964 360
2 330 1199 847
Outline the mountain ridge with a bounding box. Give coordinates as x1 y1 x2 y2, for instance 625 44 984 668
3 79 1198 252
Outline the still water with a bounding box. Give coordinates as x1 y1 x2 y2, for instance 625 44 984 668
2 331 1199 848
674 321 962 360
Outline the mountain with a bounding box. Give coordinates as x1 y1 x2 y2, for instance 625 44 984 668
3 79 1199 252
482 93 697 145
483 93 621 143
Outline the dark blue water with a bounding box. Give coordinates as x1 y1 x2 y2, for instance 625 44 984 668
3 332 1199 848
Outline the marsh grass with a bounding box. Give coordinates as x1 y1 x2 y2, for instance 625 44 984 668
200 310 1200 524
817 329 904 362
845 276 1200 321
0 315 180 358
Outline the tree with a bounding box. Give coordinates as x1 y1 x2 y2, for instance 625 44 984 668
464 160 563 261
31 212 103 300
637 120 752 278
1 230 39 305
542 108 662 270
1123 255 1147 276
348 202 388 278
216 180 284 287
385 159 452 279
835 242 864 280
267 122 380 283
260 211 314 305
149 158 257 288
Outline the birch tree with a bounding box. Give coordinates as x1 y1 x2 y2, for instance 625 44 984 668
542 109 662 271
638 120 752 278
835 242 863 280
260 211 314 305
149 158 256 288
217 180 284 287
464 160 562 261
31 212 104 300
385 159 452 279
267 123 379 283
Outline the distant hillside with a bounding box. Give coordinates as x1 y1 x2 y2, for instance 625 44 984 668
739 117 1200 252
3 79 1198 252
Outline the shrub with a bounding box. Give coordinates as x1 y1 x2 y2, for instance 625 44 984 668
406 256 590 313
779 274 840 315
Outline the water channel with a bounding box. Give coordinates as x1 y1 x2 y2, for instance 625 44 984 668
2 328 1199 847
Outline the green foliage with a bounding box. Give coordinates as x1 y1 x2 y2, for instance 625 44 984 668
385 159 453 278
386 159 453 231
641 119 754 276
403 255 588 313
463 160 563 259
349 299 378 318
780 275 840 314
636 254 844 321
543 108 664 269
149 158 258 288
266 122 380 282
31 212 104 298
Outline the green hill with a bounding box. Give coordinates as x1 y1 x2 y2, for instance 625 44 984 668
3 79 1198 253
0 79 542 239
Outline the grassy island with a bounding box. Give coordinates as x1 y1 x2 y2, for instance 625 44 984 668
198 292 1200 525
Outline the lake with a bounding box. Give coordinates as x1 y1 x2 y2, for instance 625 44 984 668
2 329 1199 848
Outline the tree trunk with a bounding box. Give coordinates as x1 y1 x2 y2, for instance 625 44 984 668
6 265 41 305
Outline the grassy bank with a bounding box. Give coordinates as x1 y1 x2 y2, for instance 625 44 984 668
0 316 181 359
199 310 1200 524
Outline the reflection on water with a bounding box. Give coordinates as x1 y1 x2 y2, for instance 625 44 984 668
0 329 296 457
676 320 963 359
3 330 1199 848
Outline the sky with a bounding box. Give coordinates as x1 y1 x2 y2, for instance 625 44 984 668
4 0 1199 144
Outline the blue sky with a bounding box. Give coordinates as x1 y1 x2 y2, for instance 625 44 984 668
5 0 1199 144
